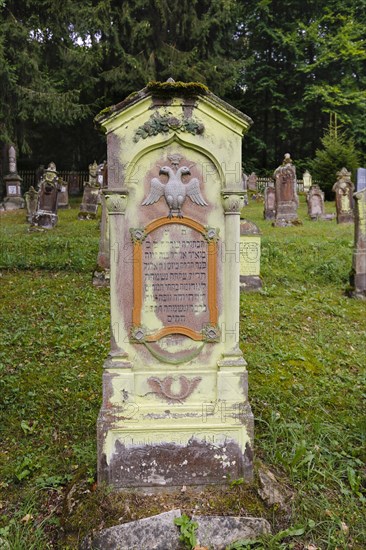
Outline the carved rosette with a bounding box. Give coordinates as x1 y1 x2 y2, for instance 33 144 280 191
105 192 128 214
147 375 202 403
221 191 245 215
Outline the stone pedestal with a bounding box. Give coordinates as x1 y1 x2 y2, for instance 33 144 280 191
332 168 354 224
96 81 254 489
240 220 262 291
350 188 366 298
2 145 24 210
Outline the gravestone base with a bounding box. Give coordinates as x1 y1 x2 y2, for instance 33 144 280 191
3 196 25 210
92 268 110 288
78 210 97 220
240 275 262 292
337 212 354 224
274 201 298 226
33 211 58 229
264 209 276 220
97 413 254 489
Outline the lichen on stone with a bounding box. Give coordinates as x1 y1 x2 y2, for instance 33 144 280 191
146 80 209 97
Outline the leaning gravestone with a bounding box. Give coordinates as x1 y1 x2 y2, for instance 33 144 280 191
273 153 299 226
332 167 354 224
3 145 24 210
263 185 276 219
78 161 101 219
307 184 325 220
95 80 254 489
32 162 60 229
350 187 366 298
356 168 366 192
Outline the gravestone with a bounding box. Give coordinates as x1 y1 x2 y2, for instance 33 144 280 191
273 153 299 226
263 185 276 219
350 187 366 298
24 186 39 224
302 170 312 193
307 184 325 220
33 162 60 229
332 167 354 224
3 145 24 210
247 172 258 191
240 220 262 291
96 80 254 489
93 192 110 287
57 178 69 208
78 161 101 219
356 168 366 192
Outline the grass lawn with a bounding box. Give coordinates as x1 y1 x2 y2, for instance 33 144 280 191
0 196 365 549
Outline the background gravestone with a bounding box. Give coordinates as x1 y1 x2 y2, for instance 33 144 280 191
78 161 101 220
247 172 258 191
3 145 24 210
307 184 325 220
263 185 276 219
239 220 262 292
96 80 254 489
33 162 60 229
356 168 366 192
350 187 366 298
273 153 299 226
24 186 39 224
332 167 354 224
302 170 312 193
57 178 69 208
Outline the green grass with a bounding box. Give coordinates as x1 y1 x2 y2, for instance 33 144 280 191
0 196 365 549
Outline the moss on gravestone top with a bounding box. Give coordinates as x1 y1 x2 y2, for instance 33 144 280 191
146 80 209 97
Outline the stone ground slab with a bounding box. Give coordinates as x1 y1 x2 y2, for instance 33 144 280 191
193 515 271 549
81 510 271 550
80 509 183 550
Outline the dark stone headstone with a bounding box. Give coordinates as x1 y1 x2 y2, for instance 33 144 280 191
78 161 101 219
273 153 299 225
307 184 325 220
263 185 276 219
33 162 60 229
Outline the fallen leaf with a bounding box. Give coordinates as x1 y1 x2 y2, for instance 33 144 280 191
21 514 33 523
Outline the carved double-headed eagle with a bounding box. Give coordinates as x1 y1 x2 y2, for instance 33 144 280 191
142 165 207 218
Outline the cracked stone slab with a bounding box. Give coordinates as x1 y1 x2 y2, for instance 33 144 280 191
193 515 271 549
80 509 183 550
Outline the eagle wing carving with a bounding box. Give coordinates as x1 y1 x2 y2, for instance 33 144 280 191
186 178 208 206
142 177 165 205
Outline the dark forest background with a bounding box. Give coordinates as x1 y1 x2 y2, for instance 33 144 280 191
0 0 365 176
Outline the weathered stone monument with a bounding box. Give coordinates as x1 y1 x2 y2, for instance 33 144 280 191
302 170 312 193
78 161 101 219
273 153 299 226
24 186 39 224
263 185 276 220
96 80 254 489
57 178 69 208
332 167 354 224
33 162 60 229
240 220 262 291
3 145 24 210
356 168 366 192
247 172 258 191
93 164 110 287
307 184 325 220
350 187 366 298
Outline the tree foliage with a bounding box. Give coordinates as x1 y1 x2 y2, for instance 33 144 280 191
0 0 365 173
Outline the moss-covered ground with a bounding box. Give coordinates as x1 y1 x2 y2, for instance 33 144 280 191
0 196 364 549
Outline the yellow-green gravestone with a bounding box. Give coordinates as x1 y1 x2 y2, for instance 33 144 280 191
96 81 254 489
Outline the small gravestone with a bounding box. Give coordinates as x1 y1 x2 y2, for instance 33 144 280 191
263 185 276 219
33 162 60 229
240 220 262 291
24 186 39 224
350 187 366 298
273 153 299 226
247 172 258 191
307 184 325 220
78 161 101 219
57 178 69 208
302 170 312 193
356 168 366 192
3 145 24 210
96 80 254 489
332 167 354 224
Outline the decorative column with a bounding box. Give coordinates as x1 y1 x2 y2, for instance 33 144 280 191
3 145 24 210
